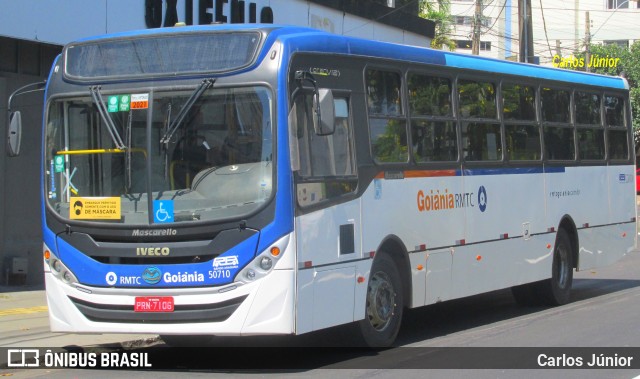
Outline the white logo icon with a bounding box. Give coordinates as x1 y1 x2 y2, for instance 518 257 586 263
106 272 118 286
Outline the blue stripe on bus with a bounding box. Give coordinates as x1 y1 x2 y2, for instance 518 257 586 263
463 166 566 176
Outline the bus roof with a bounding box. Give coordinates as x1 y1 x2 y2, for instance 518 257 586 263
69 24 628 90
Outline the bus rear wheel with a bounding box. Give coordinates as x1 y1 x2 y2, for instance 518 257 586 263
538 228 574 305
358 253 403 348
510 228 574 306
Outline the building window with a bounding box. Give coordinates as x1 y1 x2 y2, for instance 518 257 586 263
453 16 492 26
607 0 638 8
455 40 472 49
604 40 630 48
454 40 491 51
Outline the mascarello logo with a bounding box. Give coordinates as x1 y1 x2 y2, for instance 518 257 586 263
142 266 162 284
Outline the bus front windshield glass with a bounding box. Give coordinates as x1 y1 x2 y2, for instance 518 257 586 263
45 86 273 225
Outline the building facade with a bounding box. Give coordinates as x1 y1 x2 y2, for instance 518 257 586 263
0 0 434 285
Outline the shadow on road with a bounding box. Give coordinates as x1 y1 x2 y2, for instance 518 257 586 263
51 277 640 373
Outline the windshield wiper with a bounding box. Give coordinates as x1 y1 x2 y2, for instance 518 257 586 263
160 78 215 145
90 86 126 150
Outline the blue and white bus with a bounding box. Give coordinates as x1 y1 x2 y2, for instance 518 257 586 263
11 24 635 347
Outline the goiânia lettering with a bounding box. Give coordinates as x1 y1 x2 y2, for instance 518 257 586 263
417 189 475 212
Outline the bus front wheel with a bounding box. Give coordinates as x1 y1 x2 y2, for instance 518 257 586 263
358 253 403 347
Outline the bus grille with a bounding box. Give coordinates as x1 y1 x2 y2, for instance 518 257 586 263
89 255 215 265
69 295 247 324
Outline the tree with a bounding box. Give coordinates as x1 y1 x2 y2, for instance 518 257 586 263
420 0 456 51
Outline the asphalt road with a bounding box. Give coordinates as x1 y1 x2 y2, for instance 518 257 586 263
3 246 640 378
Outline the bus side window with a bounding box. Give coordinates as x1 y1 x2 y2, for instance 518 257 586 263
457 78 500 162
502 83 540 161
366 68 408 163
541 87 574 161
575 91 604 161
407 72 458 162
605 95 629 160
294 94 357 207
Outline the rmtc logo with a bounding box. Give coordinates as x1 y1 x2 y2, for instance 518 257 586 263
136 247 170 256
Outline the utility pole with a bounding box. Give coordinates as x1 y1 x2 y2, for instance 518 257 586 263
585 11 591 72
518 0 534 63
472 0 482 55
556 39 562 58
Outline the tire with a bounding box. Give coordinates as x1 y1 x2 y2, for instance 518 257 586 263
160 334 215 347
537 228 574 305
358 253 404 348
511 229 574 307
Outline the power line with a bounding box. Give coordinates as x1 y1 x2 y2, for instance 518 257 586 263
538 0 554 59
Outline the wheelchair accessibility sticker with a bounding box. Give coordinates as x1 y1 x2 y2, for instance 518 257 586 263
153 200 174 223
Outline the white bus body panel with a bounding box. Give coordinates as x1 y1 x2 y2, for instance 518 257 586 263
293 197 368 334
46 238 297 335
292 164 635 333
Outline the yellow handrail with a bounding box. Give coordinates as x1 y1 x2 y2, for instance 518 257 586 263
56 148 147 158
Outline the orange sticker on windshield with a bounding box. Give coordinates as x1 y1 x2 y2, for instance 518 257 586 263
130 93 149 109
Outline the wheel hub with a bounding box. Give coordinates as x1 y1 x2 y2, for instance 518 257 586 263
366 271 396 331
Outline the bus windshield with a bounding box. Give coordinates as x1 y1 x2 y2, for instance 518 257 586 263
45 86 273 225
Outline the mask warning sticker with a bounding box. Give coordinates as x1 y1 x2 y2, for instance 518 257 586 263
70 197 121 220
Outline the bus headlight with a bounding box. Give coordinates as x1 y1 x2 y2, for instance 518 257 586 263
260 257 273 270
44 244 78 285
237 234 289 283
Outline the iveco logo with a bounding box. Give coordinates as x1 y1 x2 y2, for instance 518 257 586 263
136 247 170 256
142 267 162 285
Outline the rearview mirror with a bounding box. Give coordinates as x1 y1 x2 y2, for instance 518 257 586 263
312 88 335 136
7 111 22 157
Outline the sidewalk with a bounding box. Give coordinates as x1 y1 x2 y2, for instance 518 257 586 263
0 285 160 348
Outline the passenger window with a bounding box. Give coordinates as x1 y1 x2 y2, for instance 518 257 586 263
370 118 409 163
578 128 605 160
575 92 601 125
502 83 536 121
541 88 570 123
602 95 628 160
608 130 629 160
604 95 625 127
408 74 452 117
505 124 540 161
366 68 408 163
458 79 496 119
544 126 575 160
411 120 458 162
461 122 502 161
366 69 403 116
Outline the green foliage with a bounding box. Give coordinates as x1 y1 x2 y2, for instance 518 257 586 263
372 120 408 162
419 0 455 51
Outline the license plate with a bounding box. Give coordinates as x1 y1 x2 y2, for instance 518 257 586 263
134 296 174 312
